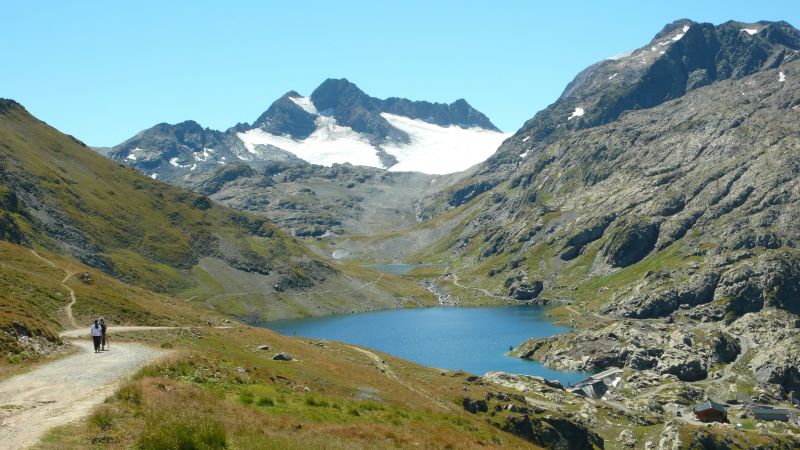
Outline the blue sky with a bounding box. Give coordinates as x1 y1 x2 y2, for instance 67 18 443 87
2 1 797 145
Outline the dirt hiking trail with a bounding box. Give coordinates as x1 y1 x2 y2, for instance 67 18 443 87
0 251 171 449
0 337 163 449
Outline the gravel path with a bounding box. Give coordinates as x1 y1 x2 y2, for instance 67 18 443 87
0 337 163 450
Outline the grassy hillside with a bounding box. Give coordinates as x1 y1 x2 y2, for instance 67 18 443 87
0 99 432 321
0 240 219 367
37 325 591 450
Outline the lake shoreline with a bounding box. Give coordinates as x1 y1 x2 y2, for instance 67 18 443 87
258 304 589 385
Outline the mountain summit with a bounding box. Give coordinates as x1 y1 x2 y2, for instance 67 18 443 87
109 79 507 179
480 19 800 177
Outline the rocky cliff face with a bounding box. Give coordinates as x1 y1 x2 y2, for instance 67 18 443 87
418 20 800 399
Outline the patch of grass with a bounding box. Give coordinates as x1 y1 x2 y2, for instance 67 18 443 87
304 394 332 408
136 416 227 450
256 397 274 407
115 383 143 405
89 406 115 431
238 389 254 405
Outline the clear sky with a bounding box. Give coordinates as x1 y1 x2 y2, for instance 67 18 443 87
2 1 797 146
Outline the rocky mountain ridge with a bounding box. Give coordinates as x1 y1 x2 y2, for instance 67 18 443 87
458 19 800 194
109 78 506 179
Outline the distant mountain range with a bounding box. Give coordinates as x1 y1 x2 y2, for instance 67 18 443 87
107 79 508 180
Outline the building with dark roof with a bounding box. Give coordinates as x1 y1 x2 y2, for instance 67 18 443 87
752 407 790 422
694 400 728 423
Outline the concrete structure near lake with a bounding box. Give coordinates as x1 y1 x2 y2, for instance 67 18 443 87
567 367 623 399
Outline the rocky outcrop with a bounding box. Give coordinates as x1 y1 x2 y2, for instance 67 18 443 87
560 215 615 260
509 280 543 300
731 311 800 397
602 218 659 268
196 163 258 195
710 331 740 363
462 397 488 413
379 97 500 131
607 270 720 319
656 352 707 382
252 91 317 139
448 181 497 207
714 252 800 317
513 321 731 381
499 414 604 450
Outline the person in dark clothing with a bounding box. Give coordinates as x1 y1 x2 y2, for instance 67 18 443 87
99 317 107 350
91 320 103 353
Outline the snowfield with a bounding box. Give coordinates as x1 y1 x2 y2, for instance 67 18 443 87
380 114 508 174
236 110 508 175
289 96 318 115
237 115 384 168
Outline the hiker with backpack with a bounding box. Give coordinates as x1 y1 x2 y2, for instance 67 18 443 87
90 320 103 353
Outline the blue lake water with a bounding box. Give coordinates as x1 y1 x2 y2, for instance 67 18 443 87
261 306 588 385
363 264 429 275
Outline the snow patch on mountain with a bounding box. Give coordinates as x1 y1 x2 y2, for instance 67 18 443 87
193 148 214 161
289 96 318 115
742 28 759 36
779 72 786 82
380 113 508 174
237 116 383 168
568 107 585 120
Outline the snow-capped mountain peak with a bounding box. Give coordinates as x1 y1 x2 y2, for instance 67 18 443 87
109 79 508 179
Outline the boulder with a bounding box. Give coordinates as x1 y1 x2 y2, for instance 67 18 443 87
462 397 488 414
509 281 544 300
272 352 293 361
657 354 707 381
500 415 604 450
618 429 636 448
710 332 740 363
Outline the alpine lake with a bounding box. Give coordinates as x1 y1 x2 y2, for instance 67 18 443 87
261 264 587 385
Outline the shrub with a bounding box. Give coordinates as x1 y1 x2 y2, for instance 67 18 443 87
256 397 274 407
304 395 330 407
116 383 143 405
238 390 254 405
90 406 114 431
